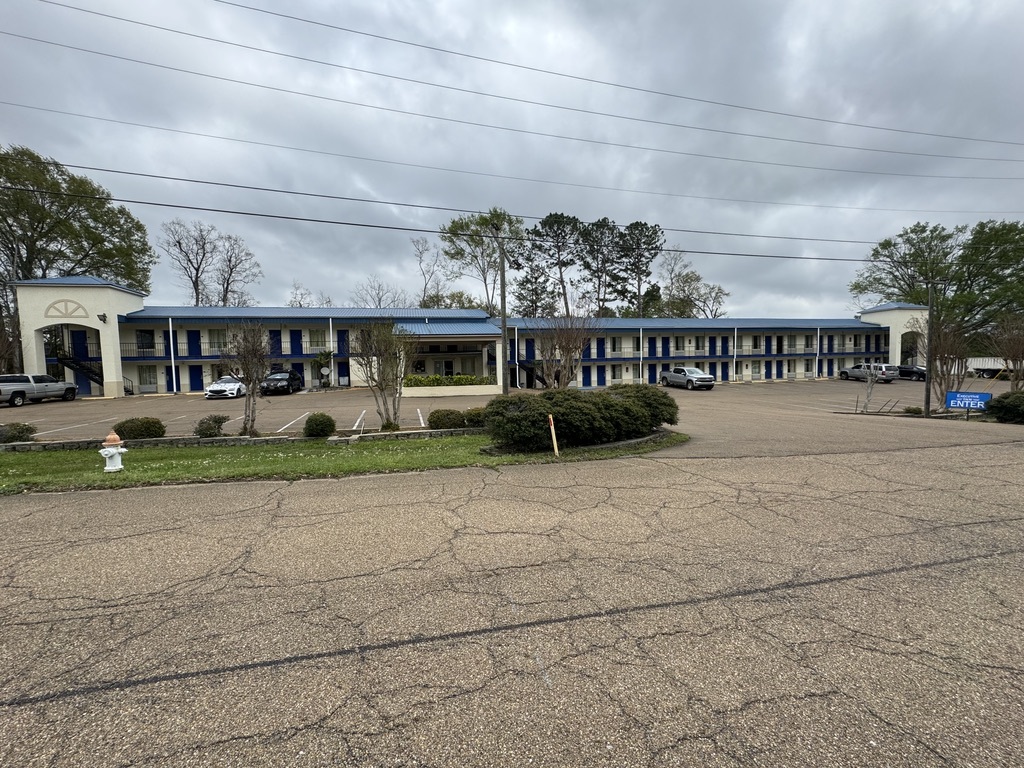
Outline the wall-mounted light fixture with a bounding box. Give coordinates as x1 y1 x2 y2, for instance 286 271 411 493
97 313 107 324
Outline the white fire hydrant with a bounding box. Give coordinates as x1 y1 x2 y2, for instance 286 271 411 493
99 430 127 472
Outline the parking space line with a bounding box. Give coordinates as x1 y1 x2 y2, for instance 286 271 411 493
352 410 366 430
34 417 118 436
417 409 425 427
277 412 310 433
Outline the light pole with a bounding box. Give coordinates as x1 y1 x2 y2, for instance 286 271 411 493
924 281 936 418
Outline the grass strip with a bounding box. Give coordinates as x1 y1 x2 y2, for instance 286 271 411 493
0 432 689 495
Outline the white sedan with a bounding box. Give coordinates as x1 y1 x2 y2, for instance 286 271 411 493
204 376 247 399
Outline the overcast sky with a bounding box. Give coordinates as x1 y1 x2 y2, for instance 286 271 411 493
3 0 1023 318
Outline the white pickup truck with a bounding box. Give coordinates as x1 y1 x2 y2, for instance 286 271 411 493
0 374 78 407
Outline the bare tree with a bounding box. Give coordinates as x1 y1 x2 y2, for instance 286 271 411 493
909 314 970 411
691 282 729 318
349 275 411 308
526 296 594 389
988 312 1024 391
350 322 419 430
412 237 445 306
221 321 272 436
160 219 261 306
209 234 262 307
287 280 333 307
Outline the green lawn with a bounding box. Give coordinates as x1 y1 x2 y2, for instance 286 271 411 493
0 432 688 495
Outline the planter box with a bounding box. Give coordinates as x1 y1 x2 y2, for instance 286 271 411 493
403 384 502 398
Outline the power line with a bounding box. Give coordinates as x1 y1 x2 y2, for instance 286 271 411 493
6 100 1023 217
56 161 879 246
5 31 1024 181
214 0 1024 149
37 1 1024 165
0 184 870 264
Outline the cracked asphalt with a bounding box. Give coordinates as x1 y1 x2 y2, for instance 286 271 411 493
1 398 1022 766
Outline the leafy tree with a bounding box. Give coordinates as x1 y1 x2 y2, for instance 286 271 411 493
850 220 1024 337
221 321 272 436
578 217 620 316
527 213 582 315
510 248 559 317
439 208 525 315
987 313 1024 391
613 221 664 316
0 145 156 370
160 218 261 307
420 289 483 309
350 321 418 430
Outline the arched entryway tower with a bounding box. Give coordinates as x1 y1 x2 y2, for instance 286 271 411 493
857 302 928 366
13 277 145 398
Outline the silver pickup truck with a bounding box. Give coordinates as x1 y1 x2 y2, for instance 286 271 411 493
0 374 78 407
660 366 715 390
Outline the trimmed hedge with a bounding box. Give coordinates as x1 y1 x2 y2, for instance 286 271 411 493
303 412 337 437
404 374 496 387
0 422 36 443
428 409 467 430
483 384 678 453
986 391 1024 424
112 417 166 440
464 407 487 428
194 414 231 438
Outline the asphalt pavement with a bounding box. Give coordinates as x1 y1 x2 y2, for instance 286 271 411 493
1 383 1022 767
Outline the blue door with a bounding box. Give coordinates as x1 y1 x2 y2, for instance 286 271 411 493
648 337 657 358
776 360 784 378
189 365 204 391
291 362 305 386
827 335 834 354
165 365 180 393
721 362 729 381
827 359 834 376
709 362 717 379
268 330 282 356
290 330 303 356
525 338 535 360
582 339 591 359
337 360 350 385
336 330 349 355
187 330 201 357
71 329 89 359
818 359 823 376
661 337 670 357
74 370 92 395
721 335 729 355
162 330 179 358
765 361 772 379
596 365 606 386
597 338 606 359
648 364 657 383
709 337 717 356
581 366 591 387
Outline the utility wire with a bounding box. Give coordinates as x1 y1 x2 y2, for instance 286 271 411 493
4 31 1024 181
0 184 870 263
55 161 879 246
215 0 1024 149
37 1 1024 164
5 101 1022 217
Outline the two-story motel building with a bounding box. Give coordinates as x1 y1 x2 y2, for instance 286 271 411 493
12 277 928 397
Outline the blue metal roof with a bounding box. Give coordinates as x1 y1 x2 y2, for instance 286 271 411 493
504 317 886 331
124 306 491 323
399 322 499 337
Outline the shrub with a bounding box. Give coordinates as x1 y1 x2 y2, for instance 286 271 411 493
483 394 553 452
112 417 166 440
380 420 401 432
428 409 467 430
464 407 487 428
404 374 495 387
903 405 924 415
194 414 231 438
539 389 616 448
606 383 679 428
303 412 337 437
986 391 1024 424
592 393 652 441
0 422 36 443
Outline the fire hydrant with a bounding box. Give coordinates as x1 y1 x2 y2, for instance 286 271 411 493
99 430 127 472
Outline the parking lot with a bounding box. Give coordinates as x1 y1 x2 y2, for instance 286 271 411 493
3 377 1012 442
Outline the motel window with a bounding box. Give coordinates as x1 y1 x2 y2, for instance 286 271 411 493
752 335 762 350
695 336 704 351
611 364 622 380
674 336 684 351
611 337 621 352
787 359 796 373
804 359 813 373
804 334 814 349
633 337 641 351
207 329 227 354
787 335 797 350
751 361 761 374
138 365 157 386
308 328 326 351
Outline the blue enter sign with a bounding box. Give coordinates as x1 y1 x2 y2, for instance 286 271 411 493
945 391 993 410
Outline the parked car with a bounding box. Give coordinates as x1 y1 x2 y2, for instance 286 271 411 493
0 373 77 407
259 370 303 395
838 363 898 383
897 365 926 381
660 366 715 390
204 375 247 399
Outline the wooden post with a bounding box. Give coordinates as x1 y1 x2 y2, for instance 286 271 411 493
548 413 559 457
